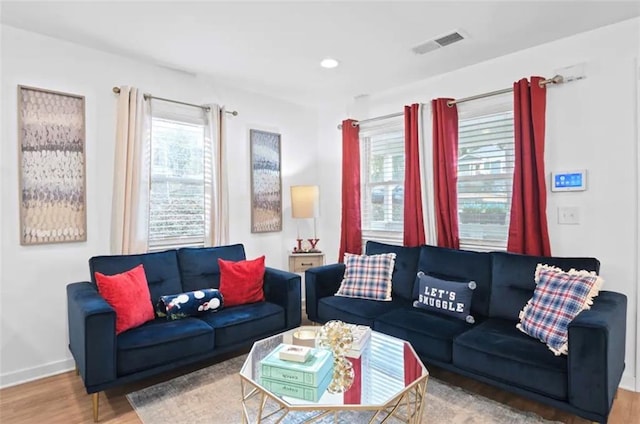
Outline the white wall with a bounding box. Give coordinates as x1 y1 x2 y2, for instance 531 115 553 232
318 17 640 391
0 25 319 387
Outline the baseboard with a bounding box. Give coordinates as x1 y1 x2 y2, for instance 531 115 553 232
0 358 75 389
620 372 637 392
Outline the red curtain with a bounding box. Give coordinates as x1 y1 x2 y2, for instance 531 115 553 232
403 343 422 385
343 356 362 404
507 77 551 256
338 119 362 262
403 104 426 247
432 99 460 249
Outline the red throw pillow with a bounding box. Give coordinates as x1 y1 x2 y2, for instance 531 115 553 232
94 264 155 335
218 256 266 307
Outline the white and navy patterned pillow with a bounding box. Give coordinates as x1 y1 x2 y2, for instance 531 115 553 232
517 264 603 356
156 288 224 321
335 252 396 301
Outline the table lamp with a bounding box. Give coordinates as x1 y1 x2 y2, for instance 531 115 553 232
290 185 320 253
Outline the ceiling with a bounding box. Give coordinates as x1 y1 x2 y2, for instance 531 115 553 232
2 1 639 105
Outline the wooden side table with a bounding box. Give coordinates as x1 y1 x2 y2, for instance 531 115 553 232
289 252 325 318
288 252 325 273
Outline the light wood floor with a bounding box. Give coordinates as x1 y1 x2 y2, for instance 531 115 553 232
0 356 638 424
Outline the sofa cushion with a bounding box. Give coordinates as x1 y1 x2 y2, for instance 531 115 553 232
90 250 182 307
317 295 409 327
489 252 600 321
417 245 492 317
116 317 214 376
336 252 396 301
198 302 284 347
517 264 603 356
95 264 155 334
366 241 421 301
453 318 568 400
413 272 476 323
177 244 247 292
375 307 474 363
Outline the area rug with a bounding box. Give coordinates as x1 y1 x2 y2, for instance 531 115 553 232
127 355 560 424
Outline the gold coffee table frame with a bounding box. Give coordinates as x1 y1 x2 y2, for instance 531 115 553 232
239 329 429 424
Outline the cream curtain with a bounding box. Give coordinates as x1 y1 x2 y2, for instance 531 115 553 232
419 103 438 245
204 105 229 246
110 87 152 254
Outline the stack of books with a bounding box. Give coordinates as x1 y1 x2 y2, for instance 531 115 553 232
345 324 372 358
260 343 333 402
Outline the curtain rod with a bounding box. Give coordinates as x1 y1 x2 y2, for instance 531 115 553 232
337 111 404 130
447 74 564 106
336 75 564 129
112 87 238 116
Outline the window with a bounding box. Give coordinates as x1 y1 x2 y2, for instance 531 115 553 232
457 108 515 251
149 108 207 250
366 334 405 403
360 119 405 245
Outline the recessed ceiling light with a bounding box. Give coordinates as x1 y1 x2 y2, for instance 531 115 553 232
320 58 339 69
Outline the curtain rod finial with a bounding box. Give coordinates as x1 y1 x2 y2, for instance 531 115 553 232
112 86 121 94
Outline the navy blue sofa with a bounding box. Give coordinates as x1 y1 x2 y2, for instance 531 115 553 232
67 243 301 421
305 241 627 423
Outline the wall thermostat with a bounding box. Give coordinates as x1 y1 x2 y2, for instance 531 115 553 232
550 170 587 192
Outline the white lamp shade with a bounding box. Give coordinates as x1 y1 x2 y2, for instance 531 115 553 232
291 185 320 219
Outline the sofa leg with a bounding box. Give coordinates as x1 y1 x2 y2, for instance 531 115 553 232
75 365 79 376
92 392 99 422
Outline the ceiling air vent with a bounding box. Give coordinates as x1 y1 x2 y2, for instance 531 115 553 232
435 31 465 47
412 30 466 55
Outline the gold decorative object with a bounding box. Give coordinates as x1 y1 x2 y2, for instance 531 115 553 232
316 320 355 393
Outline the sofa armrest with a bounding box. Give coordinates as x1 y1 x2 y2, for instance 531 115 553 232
305 264 345 322
263 267 301 329
67 282 117 392
568 290 627 419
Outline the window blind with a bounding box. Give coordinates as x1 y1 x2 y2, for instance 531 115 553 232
360 119 405 244
366 334 406 403
148 116 206 249
457 111 514 251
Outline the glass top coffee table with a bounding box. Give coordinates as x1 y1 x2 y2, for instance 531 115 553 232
239 326 429 424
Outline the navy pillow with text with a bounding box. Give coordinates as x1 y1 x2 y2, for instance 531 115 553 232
413 272 476 323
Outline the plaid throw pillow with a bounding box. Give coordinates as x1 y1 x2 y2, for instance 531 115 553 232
335 253 396 301
517 264 603 356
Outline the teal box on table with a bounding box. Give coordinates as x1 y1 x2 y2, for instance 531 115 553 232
260 344 333 387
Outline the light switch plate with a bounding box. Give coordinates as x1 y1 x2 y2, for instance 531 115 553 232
558 206 580 225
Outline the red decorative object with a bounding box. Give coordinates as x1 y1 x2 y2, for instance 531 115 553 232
508 76 551 256
218 256 266 307
94 264 155 335
308 238 320 251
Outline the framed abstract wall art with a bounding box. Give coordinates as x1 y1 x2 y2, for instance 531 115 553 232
18 85 87 245
249 129 282 233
